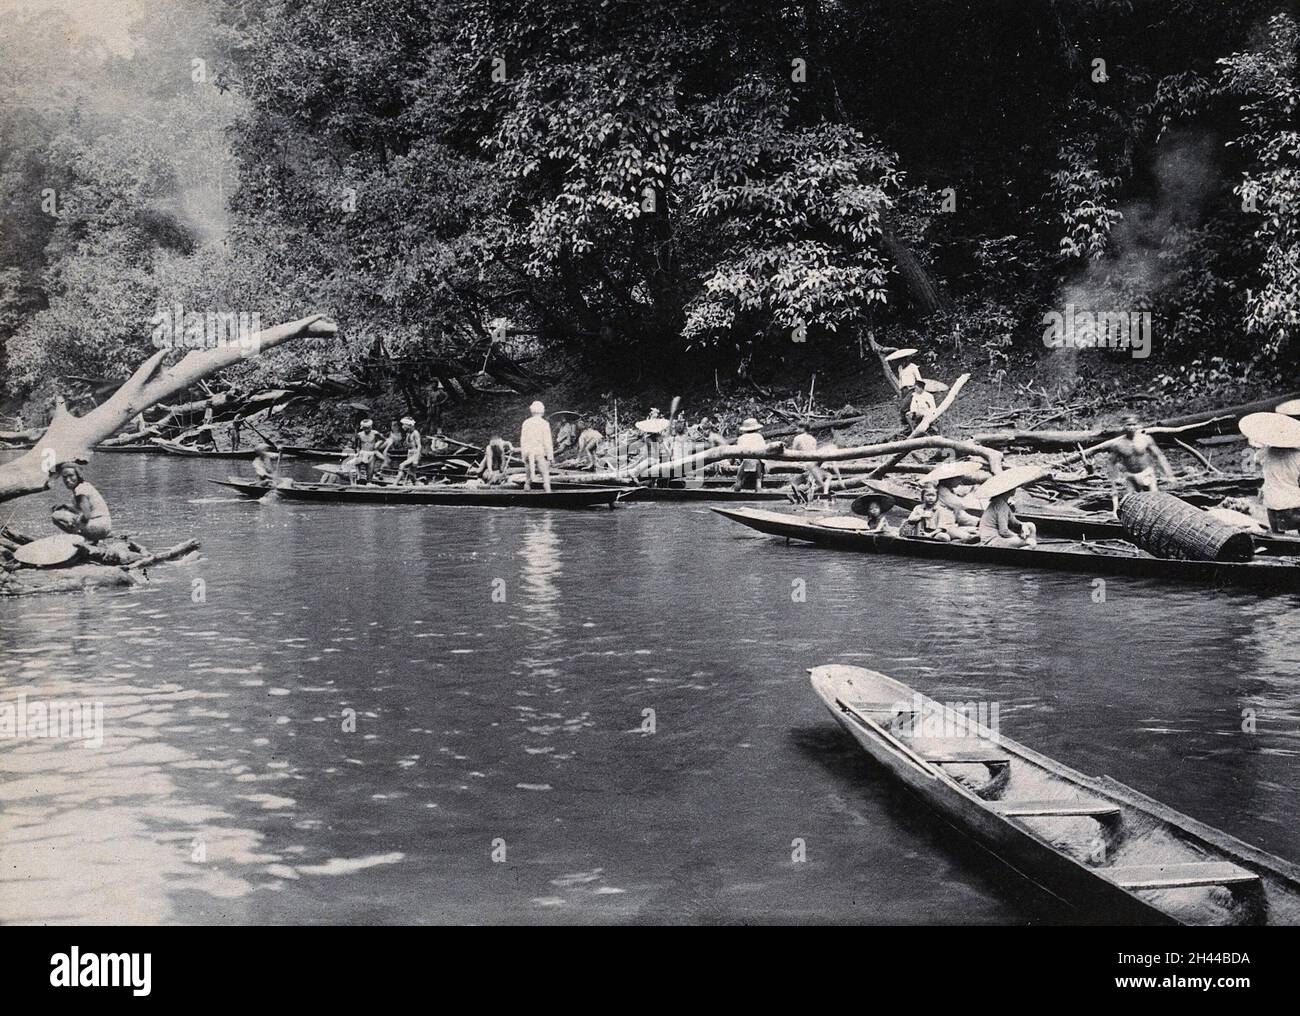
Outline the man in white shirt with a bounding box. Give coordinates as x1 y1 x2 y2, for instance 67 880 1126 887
520 401 554 492
732 418 767 492
1239 412 1300 533
1259 444 1300 533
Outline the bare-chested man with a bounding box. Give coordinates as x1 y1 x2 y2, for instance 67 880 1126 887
1108 415 1174 513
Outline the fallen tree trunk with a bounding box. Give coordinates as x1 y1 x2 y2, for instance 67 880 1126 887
968 391 1300 449
572 433 1004 485
0 314 337 503
98 427 162 447
0 428 41 443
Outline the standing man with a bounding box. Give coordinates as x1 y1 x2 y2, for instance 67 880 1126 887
429 382 449 430
520 401 554 492
731 418 767 492
355 418 382 483
395 416 422 484
1108 414 1175 513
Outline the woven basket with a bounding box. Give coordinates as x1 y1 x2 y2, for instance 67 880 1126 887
1118 492 1254 562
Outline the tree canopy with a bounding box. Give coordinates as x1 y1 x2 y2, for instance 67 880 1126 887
2 0 1297 400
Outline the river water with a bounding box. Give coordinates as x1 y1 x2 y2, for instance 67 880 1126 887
1 453 1298 924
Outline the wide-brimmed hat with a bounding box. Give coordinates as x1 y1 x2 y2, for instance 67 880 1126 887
359 418 373 428
850 492 896 516
738 418 763 434
885 348 918 362
923 460 985 485
635 418 671 435
529 401 545 415
400 416 415 426
14 534 84 567
1273 398 1300 418
1239 412 1300 449
974 464 1048 501
923 378 949 393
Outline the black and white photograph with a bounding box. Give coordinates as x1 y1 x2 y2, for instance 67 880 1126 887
1 0 1298 969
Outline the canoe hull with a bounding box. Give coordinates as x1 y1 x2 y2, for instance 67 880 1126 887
713 507 1300 591
810 664 1300 925
863 479 1300 557
272 482 629 508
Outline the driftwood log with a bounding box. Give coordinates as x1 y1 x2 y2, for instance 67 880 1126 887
0 315 337 503
0 539 200 597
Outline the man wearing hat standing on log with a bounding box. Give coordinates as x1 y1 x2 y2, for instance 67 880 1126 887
520 401 554 492
1108 415 1175 514
1240 412 1300 534
732 418 767 492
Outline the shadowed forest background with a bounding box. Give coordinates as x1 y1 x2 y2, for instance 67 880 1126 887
1 0 1297 429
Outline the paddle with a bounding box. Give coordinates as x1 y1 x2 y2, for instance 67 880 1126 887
661 395 682 481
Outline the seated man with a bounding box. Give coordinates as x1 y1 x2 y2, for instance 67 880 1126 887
50 462 112 541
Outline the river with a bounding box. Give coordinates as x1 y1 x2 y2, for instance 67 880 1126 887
1 453 1298 924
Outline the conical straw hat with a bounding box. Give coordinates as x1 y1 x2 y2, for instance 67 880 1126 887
973 464 1049 501
13 534 84 567
1239 412 1300 449
1273 398 1300 418
923 460 984 485
850 492 896 516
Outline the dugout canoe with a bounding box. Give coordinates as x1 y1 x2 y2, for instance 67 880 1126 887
861 479 1300 557
209 477 276 497
151 439 259 459
270 481 631 508
711 507 1300 591
810 663 1300 925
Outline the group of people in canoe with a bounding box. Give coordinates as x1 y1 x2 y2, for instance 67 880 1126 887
852 459 1040 548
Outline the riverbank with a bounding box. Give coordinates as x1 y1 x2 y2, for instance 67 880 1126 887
263 345 1287 475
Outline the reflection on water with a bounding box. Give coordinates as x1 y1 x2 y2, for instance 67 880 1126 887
1 455 1298 924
